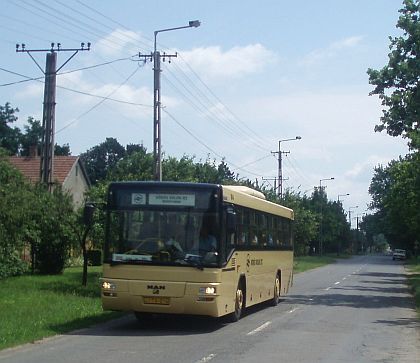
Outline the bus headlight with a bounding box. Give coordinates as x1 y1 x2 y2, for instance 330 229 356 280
102 281 116 290
199 286 216 294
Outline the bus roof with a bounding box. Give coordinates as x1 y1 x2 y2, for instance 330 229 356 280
222 185 294 220
106 181 293 220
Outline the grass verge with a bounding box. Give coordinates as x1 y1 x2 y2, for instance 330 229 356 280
293 255 345 274
406 258 420 317
0 267 121 351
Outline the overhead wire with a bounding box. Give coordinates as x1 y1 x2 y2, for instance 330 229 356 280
5 1 279 180
163 109 263 178
56 62 144 134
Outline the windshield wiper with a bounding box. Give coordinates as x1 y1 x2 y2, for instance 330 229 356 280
185 256 204 270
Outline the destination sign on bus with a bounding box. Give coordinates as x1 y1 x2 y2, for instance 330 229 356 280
149 193 195 206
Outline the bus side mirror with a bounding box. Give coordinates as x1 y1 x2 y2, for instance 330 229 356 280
226 209 236 233
83 203 95 227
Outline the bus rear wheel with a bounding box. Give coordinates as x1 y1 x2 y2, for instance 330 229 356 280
271 274 281 306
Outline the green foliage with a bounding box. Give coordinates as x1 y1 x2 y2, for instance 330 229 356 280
31 186 76 274
368 153 420 252
0 103 21 155
367 0 420 150
0 103 72 156
80 137 127 184
0 154 79 277
0 152 32 277
281 190 318 256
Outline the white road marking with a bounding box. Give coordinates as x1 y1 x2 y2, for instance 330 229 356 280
288 307 298 313
334 281 340 285
325 286 332 291
247 321 272 336
196 353 216 363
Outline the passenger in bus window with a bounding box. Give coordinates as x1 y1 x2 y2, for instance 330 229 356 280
250 230 258 246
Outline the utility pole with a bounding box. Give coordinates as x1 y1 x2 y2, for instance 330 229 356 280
271 146 289 199
138 20 200 181
271 136 301 199
138 50 177 181
16 43 90 191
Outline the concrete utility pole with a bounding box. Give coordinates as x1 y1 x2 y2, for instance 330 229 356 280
271 136 301 199
138 21 200 181
16 43 90 191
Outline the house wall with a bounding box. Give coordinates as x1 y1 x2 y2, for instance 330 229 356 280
63 162 90 208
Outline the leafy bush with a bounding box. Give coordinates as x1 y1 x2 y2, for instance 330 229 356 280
0 250 29 279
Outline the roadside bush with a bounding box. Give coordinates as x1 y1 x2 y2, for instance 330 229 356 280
0 250 29 279
32 186 76 275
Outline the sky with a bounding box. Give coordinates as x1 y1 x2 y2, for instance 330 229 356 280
0 0 410 223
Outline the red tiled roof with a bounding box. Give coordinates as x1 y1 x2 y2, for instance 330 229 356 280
8 156 78 184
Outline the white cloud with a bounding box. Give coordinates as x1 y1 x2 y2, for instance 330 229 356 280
344 155 391 178
180 44 277 80
300 36 364 66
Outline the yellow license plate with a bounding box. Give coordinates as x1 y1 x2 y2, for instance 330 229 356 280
144 296 170 305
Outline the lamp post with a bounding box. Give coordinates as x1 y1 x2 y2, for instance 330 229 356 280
318 177 335 255
338 193 350 202
272 136 301 198
152 20 200 181
336 193 349 256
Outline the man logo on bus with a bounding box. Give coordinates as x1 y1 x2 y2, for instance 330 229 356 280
147 285 165 295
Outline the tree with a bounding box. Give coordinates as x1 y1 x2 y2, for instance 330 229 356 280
0 103 21 155
282 190 318 256
368 154 420 252
0 149 31 277
20 117 42 156
367 0 420 150
80 138 126 184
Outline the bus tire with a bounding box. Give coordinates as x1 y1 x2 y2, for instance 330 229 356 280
227 281 245 322
271 273 281 306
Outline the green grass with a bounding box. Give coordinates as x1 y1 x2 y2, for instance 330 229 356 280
0 267 120 351
406 258 420 317
293 255 342 273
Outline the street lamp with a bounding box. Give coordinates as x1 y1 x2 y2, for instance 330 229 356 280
272 136 302 198
152 20 201 181
338 193 349 202
336 193 349 256
318 177 335 255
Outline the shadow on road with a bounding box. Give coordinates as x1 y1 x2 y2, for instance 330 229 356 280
51 313 229 338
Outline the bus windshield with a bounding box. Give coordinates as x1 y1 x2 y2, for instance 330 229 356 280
106 210 220 267
104 185 221 267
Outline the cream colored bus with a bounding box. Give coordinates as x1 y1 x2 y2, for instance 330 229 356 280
101 182 294 322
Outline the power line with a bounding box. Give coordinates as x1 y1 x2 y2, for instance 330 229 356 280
163 109 263 178
56 63 143 134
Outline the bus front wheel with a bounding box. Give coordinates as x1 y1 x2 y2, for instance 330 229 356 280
227 282 245 322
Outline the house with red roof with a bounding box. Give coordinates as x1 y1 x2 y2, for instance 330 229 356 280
8 154 91 208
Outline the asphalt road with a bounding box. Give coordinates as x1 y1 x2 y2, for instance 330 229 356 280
0 255 418 363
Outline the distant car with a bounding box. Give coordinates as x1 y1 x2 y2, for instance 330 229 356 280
392 249 406 260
